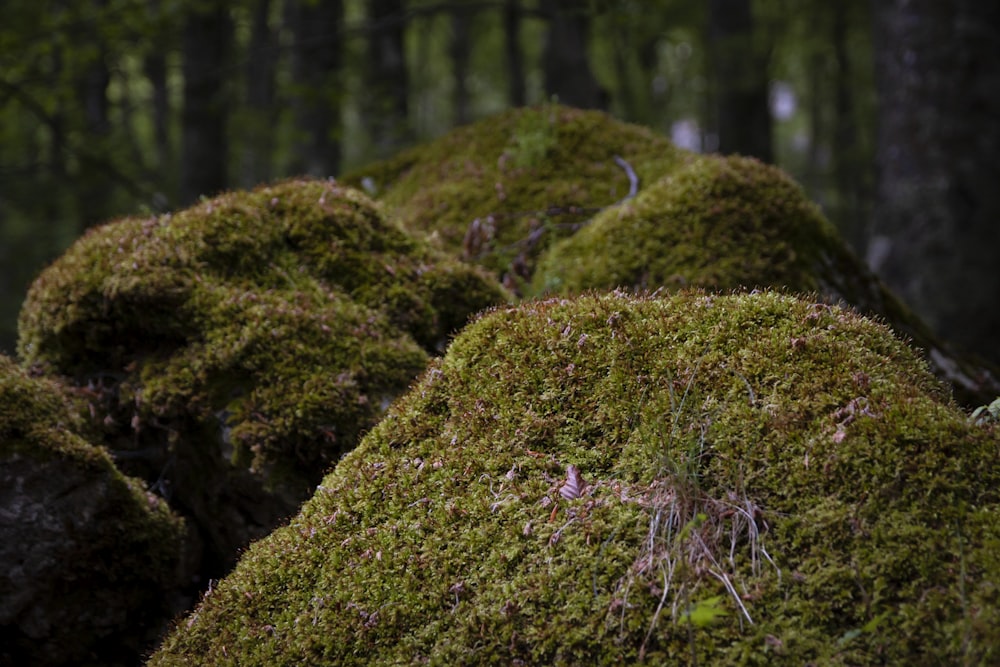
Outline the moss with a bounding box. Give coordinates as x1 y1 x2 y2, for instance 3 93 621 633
150 291 1000 665
342 104 691 287
531 155 832 295
0 353 186 666
16 178 509 572
345 108 999 405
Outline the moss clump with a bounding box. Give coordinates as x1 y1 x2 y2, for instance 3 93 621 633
17 178 508 573
532 156 833 295
0 354 186 667
532 153 999 406
150 291 1000 665
342 104 691 287
345 108 998 404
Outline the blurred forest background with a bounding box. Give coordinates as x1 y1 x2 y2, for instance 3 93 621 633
1 0 997 366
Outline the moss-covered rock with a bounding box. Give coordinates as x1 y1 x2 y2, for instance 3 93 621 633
0 354 187 667
342 104 690 289
346 108 998 405
16 178 508 576
149 291 1000 665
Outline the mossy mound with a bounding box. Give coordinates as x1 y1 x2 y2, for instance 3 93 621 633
0 354 187 667
345 107 998 404
342 104 691 288
150 291 1000 665
17 178 508 574
532 155 837 295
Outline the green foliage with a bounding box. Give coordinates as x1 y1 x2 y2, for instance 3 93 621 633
971 397 1000 425
150 290 1000 665
679 595 729 628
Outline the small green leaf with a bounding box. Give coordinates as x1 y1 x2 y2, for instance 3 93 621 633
678 595 728 627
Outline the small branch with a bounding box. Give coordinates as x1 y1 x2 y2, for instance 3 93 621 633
613 155 639 202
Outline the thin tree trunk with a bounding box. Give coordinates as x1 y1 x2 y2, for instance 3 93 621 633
77 39 112 226
243 0 276 185
363 0 409 158
707 0 772 162
504 0 526 107
287 0 343 177
450 5 473 126
871 0 1000 362
831 1 865 252
540 0 606 109
180 2 232 205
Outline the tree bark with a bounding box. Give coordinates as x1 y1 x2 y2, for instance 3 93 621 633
450 4 473 125
242 0 277 185
707 0 772 162
287 0 343 177
76 31 112 226
143 0 171 191
363 0 410 158
180 2 232 205
540 0 606 109
871 0 1000 363
504 0 526 107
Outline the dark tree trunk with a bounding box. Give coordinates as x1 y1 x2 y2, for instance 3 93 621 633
540 0 606 109
871 0 1000 363
450 4 473 126
180 2 232 205
363 0 409 158
287 0 343 177
831 1 866 253
504 0 526 107
707 0 772 162
242 0 277 185
76 41 112 226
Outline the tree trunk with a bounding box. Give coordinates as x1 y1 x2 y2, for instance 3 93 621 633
363 0 409 158
830 1 866 253
450 4 473 126
76 38 112 226
871 0 1000 363
540 0 606 109
180 2 232 205
504 0 526 107
242 0 276 185
707 0 772 162
287 0 343 177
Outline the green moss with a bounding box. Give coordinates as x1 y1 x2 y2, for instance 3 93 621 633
17 178 507 486
150 291 1000 665
16 179 509 576
531 155 832 295
1 353 186 665
342 105 691 286
344 108 998 405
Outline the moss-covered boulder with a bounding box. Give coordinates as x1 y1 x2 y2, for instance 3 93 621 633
150 291 1000 665
17 178 508 577
345 107 999 405
342 104 690 288
0 354 187 667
